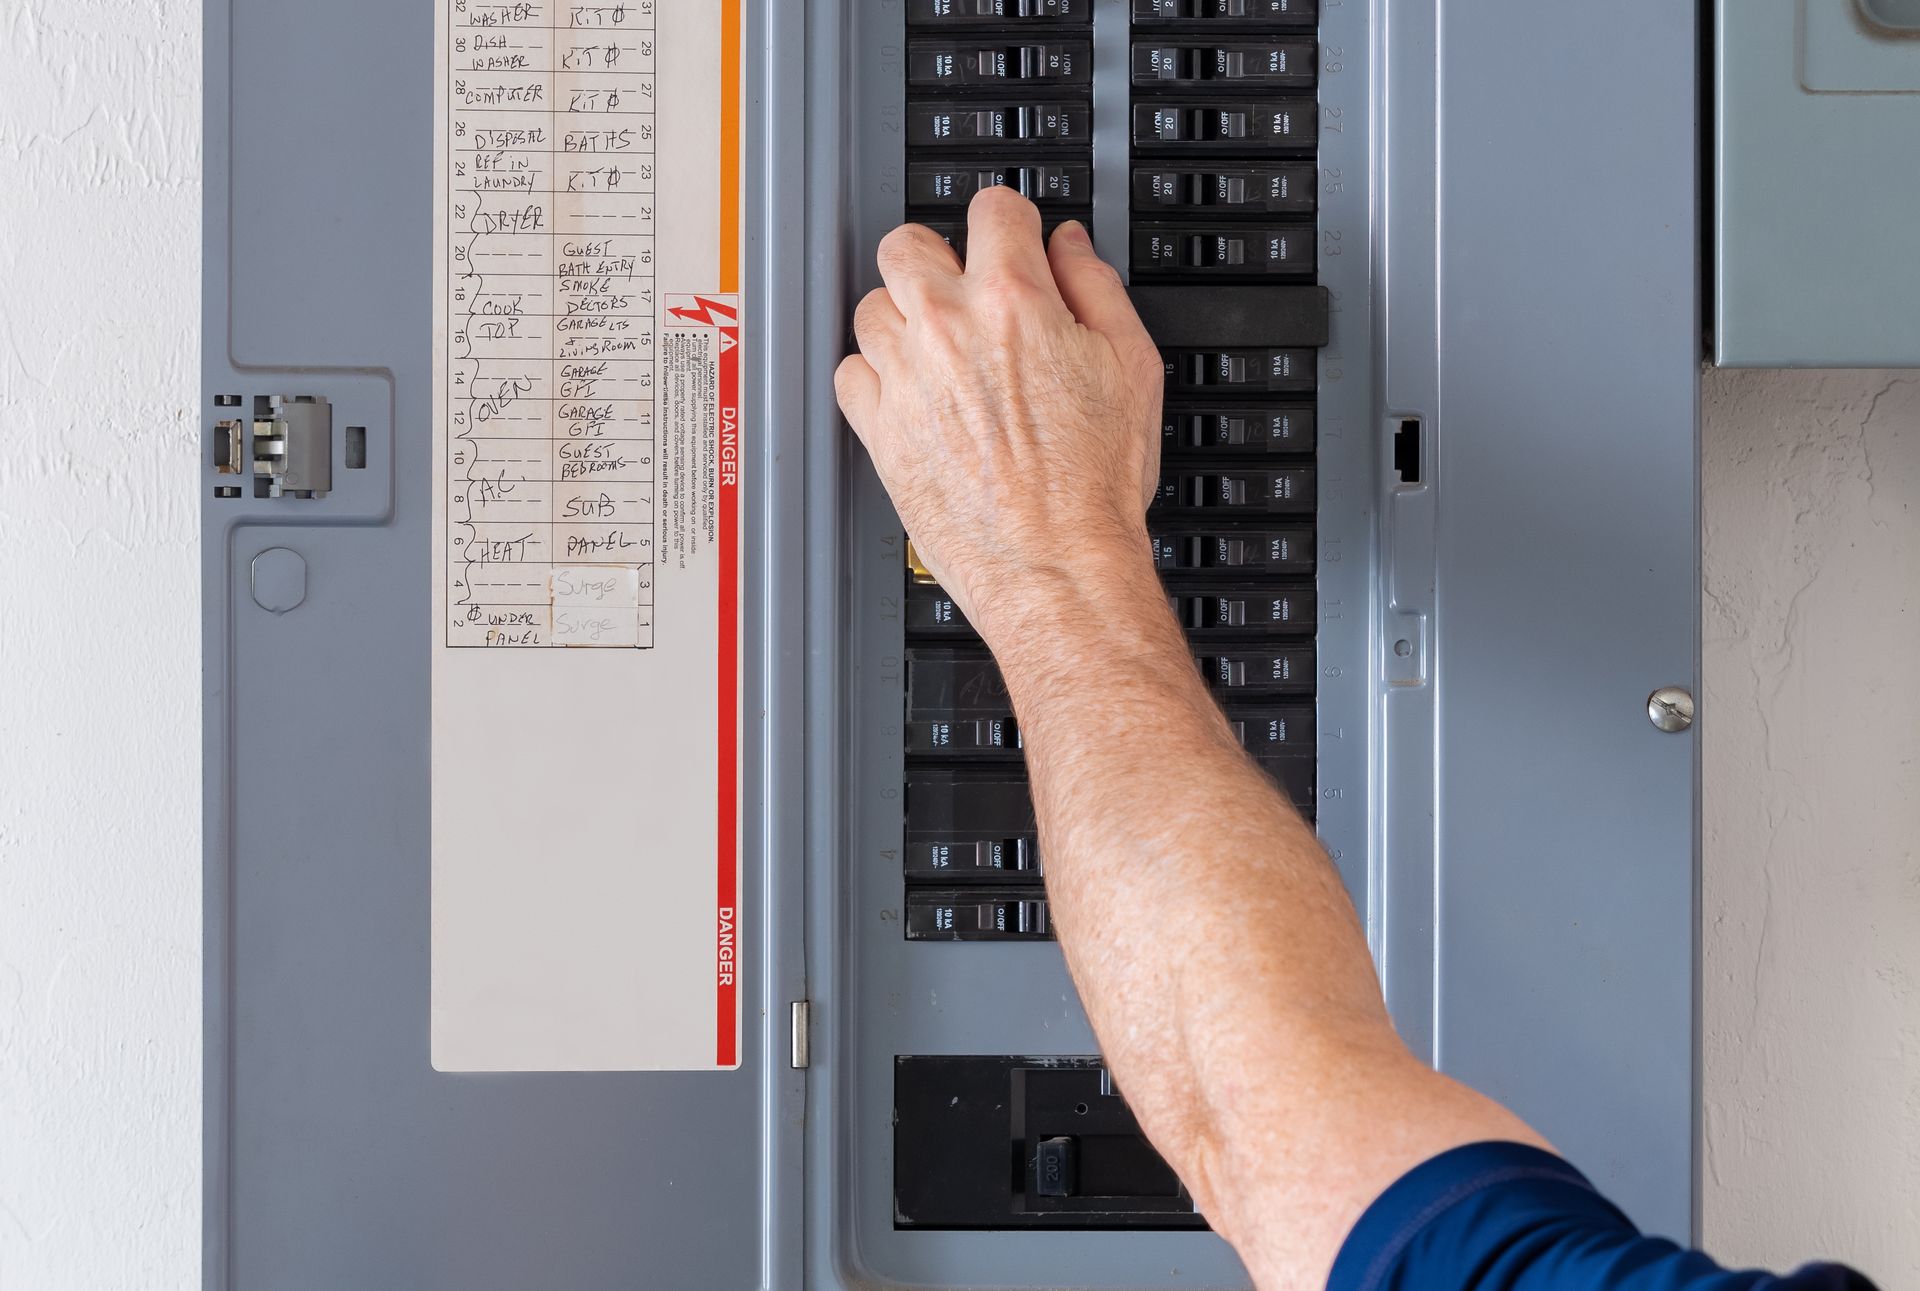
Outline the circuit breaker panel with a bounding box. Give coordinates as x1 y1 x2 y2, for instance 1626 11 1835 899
205 1 1700 1288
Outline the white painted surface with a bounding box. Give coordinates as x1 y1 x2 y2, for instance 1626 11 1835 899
0 5 1914 1285
0 2 203 1289
1702 369 1920 1286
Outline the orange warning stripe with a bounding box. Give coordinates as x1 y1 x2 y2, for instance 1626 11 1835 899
720 0 741 292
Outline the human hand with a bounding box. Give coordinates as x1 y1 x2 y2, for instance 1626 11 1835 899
834 189 1165 647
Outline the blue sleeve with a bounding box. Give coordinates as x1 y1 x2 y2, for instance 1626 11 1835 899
1327 1142 1876 1291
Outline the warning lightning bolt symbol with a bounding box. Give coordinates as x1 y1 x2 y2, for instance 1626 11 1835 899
667 296 739 326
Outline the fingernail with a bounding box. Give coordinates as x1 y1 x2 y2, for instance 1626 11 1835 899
1058 220 1091 246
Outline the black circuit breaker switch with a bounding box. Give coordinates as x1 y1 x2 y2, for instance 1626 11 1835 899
1171 586 1317 635
910 0 1087 22
909 162 1091 207
1163 347 1316 394
1133 225 1314 278
908 584 974 634
909 649 1009 713
924 215 1085 257
1132 101 1316 151
1033 1138 1078 1198
1152 468 1315 515
906 890 1053 940
1131 41 1316 89
908 41 1091 87
1151 526 1315 574
1134 0 1317 23
908 101 1092 147
1163 405 1316 454
1134 164 1315 215
1197 647 1316 694
907 716 1021 754
1228 704 1316 758
905 771 1041 880
915 836 1039 877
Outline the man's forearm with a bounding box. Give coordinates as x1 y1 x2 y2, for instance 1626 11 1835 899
979 543 1527 1282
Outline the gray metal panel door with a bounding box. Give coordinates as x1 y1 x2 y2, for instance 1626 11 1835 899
1423 0 1700 1239
202 1 802 1286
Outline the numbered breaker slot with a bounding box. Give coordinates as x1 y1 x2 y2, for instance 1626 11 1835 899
1164 400 1314 453
906 4 1093 254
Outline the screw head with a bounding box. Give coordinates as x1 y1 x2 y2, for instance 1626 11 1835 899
1647 686 1694 733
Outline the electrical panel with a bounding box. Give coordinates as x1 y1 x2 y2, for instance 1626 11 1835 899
1715 0 1920 367
203 1 1701 1287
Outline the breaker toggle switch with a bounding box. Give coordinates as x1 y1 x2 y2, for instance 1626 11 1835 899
909 162 1088 206
1132 101 1315 150
906 716 1021 754
1163 406 1315 453
909 41 1089 87
1172 587 1316 635
907 889 1053 940
916 837 1039 875
910 0 1084 21
1131 42 1316 88
1197 648 1315 694
1151 527 1314 573
1164 347 1316 394
1033 1138 1078 1197
1154 468 1314 514
1133 226 1313 277
1134 164 1315 214
1226 704 1315 756
909 101 1091 146
1134 0 1317 23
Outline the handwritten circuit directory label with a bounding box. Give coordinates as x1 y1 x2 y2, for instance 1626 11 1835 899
432 0 744 1073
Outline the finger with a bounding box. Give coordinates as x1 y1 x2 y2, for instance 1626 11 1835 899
875 223 963 310
852 287 906 368
1047 221 1156 361
964 186 1063 299
833 352 882 434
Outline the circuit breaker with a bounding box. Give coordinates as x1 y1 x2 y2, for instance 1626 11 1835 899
203 1 1700 1287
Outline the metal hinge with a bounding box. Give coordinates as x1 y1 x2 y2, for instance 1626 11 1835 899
790 1001 810 1069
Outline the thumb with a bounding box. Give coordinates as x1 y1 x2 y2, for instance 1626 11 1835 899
1047 221 1156 361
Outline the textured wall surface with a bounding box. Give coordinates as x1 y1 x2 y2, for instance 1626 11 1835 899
0 3 1915 1287
0 1 203 1288
1701 369 1920 1285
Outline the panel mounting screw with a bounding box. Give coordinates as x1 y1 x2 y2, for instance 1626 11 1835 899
1647 686 1694 733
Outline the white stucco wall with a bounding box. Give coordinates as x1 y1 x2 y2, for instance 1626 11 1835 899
0 3 1915 1287
1701 369 1920 1284
0 3 203 1289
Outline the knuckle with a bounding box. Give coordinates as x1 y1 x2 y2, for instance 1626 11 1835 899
875 224 930 269
970 184 1032 216
973 267 1044 308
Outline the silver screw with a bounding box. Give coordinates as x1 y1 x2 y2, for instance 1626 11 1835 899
1647 686 1694 733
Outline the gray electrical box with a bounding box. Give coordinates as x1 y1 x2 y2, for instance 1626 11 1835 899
1716 0 1920 367
203 1 1700 1287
